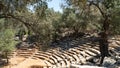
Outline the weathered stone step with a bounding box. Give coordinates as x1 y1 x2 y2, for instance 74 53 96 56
33 55 55 65
88 48 100 54
67 50 81 63
84 50 97 56
54 52 70 67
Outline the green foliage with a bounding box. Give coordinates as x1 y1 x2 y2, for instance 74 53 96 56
103 0 113 8
0 19 5 30
110 8 120 34
16 8 62 47
0 0 120 51
64 0 120 34
61 8 82 32
0 0 49 32
60 7 101 33
0 29 16 52
0 0 48 15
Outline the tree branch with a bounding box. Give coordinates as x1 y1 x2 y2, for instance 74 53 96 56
0 14 31 29
89 1 105 18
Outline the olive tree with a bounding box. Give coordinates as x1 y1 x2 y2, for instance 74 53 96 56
0 29 16 63
64 0 120 65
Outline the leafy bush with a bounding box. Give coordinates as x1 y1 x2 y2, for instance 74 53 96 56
0 28 17 63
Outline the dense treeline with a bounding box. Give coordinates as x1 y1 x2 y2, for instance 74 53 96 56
0 0 120 49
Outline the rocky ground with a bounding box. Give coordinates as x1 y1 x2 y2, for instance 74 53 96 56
2 34 120 68
50 35 120 68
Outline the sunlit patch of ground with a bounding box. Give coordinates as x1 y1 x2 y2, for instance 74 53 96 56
4 58 46 68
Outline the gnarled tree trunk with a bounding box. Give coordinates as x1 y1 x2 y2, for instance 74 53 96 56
99 15 110 65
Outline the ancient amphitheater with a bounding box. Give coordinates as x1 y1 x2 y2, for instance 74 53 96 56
4 35 120 68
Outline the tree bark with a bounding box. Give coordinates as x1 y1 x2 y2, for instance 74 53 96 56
90 1 110 65
5 51 9 64
98 15 110 65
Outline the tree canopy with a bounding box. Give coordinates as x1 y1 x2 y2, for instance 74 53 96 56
63 0 120 33
0 0 120 50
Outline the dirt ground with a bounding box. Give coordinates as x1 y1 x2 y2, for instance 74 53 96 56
4 57 47 68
